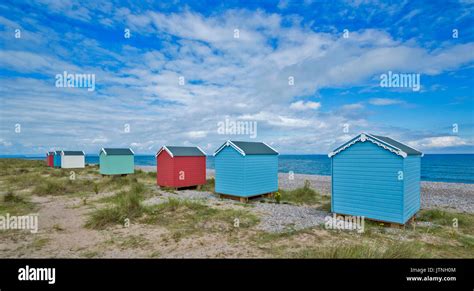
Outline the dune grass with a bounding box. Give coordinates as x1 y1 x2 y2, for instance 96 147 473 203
198 178 215 192
279 180 326 205
290 241 427 258
0 190 36 215
85 183 147 229
32 178 96 196
417 209 474 233
142 198 259 238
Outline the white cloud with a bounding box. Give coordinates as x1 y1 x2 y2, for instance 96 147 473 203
369 98 404 106
0 139 12 147
187 131 208 139
290 100 321 110
408 136 471 149
341 103 364 110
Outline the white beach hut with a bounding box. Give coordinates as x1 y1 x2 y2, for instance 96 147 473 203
60 151 85 168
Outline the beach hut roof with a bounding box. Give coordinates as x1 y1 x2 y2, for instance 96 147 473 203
61 151 85 156
100 148 134 156
214 140 278 156
55 151 62 155
328 133 423 158
47 151 55 155
156 146 206 157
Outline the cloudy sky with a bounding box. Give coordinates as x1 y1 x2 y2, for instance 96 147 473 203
0 0 473 155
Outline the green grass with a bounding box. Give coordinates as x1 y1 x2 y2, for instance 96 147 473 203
279 180 324 205
0 190 36 215
85 183 147 229
142 198 259 237
417 209 474 232
106 235 150 249
4 173 44 190
290 241 427 258
32 178 95 196
198 178 215 192
30 237 50 250
80 250 100 258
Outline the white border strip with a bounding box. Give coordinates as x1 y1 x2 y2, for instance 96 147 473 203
328 133 410 158
262 141 279 155
213 140 246 156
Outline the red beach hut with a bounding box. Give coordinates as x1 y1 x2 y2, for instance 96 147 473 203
47 152 54 167
156 146 206 189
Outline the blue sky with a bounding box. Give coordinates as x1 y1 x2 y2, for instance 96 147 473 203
0 0 473 154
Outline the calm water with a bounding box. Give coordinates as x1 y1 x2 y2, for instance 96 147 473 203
2 154 473 184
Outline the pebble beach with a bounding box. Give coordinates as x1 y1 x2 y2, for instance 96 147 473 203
137 166 474 233
138 166 474 214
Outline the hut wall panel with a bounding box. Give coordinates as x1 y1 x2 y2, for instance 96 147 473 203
100 154 134 175
53 155 61 168
403 156 421 222
61 156 85 168
157 151 174 187
332 141 405 224
242 155 278 196
215 146 245 196
173 156 206 187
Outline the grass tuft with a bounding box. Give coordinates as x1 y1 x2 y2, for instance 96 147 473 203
85 182 147 229
198 178 215 192
291 241 426 258
279 180 323 205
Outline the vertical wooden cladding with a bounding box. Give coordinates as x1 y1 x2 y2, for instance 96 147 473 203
157 150 174 186
329 133 423 224
46 152 54 167
156 148 206 188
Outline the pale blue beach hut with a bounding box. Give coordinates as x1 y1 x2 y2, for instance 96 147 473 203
214 141 278 201
328 133 423 224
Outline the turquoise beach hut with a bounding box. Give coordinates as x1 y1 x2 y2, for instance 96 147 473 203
328 133 423 224
53 150 62 168
214 141 278 200
99 148 135 175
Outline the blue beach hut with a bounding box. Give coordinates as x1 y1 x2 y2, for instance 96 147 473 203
214 140 278 201
328 133 423 225
53 150 62 168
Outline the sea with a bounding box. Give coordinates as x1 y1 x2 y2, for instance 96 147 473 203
1 154 473 184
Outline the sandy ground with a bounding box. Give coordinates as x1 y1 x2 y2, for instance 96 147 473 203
139 166 474 214
1 186 262 258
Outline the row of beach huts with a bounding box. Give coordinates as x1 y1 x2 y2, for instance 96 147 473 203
45 133 423 225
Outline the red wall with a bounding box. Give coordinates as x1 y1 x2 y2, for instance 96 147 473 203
157 151 206 188
48 155 54 167
157 151 174 186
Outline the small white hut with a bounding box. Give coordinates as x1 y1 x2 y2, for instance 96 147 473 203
60 151 85 168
